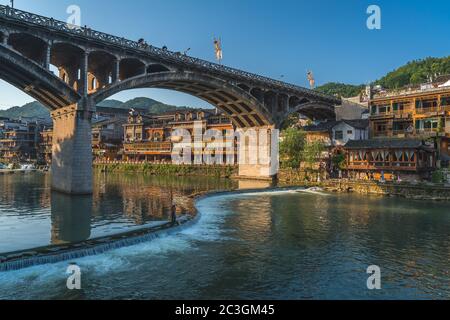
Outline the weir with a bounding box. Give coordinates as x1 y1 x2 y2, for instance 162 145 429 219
0 214 196 272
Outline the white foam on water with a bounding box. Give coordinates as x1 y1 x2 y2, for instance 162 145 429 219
296 188 330 196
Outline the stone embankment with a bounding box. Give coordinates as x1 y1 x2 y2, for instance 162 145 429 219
94 162 238 178
321 180 450 201
278 168 450 200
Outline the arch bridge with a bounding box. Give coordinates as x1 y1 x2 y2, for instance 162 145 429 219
0 5 340 194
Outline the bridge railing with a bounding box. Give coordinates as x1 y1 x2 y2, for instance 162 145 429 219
0 5 339 104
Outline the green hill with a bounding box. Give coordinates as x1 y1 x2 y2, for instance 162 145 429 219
316 55 450 98
0 101 49 119
377 56 450 89
315 83 365 98
96 99 124 109
120 97 182 113
0 97 189 119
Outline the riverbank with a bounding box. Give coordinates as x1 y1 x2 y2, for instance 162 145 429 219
0 169 38 175
94 162 237 178
320 179 450 201
5 163 450 201
278 168 450 200
94 164 450 200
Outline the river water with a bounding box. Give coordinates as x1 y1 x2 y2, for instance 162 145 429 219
0 172 449 299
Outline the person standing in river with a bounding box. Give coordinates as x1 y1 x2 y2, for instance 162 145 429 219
171 204 177 226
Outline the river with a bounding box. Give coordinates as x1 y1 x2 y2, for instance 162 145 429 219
0 172 449 299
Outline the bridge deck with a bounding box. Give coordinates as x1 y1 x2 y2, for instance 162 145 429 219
0 4 340 105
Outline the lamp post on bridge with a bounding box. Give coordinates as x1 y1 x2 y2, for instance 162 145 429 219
10 0 14 8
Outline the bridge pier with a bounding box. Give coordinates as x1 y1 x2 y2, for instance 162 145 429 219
237 126 279 180
50 99 94 195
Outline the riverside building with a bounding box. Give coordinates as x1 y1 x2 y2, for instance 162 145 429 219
123 108 235 163
344 77 450 181
0 117 45 163
39 107 129 164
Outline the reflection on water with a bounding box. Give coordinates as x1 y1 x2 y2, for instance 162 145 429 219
51 193 92 244
0 172 237 252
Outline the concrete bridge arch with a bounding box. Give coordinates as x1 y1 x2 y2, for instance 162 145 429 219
91 71 275 128
282 101 336 123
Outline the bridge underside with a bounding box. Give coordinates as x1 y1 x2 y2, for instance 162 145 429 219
282 102 336 125
156 81 272 127
92 72 275 129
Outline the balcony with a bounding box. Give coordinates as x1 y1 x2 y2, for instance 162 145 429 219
347 160 418 171
415 107 439 114
372 131 388 137
370 105 450 118
391 130 413 137
414 128 441 137
392 109 413 117
370 111 392 118
124 142 172 154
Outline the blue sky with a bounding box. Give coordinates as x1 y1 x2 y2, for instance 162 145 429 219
1 0 449 109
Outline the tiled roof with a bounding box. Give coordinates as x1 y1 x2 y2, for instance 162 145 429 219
342 119 369 129
303 121 337 132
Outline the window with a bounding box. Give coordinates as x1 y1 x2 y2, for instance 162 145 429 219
347 130 353 135
376 123 387 132
91 77 97 89
416 118 439 130
335 131 343 140
393 102 408 113
378 105 390 114
416 99 438 109
441 96 450 106
371 105 377 115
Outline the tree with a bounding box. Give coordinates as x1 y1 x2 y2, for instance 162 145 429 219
303 141 326 169
332 153 346 170
410 71 426 85
280 113 300 130
279 128 306 168
315 82 365 98
377 56 450 89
